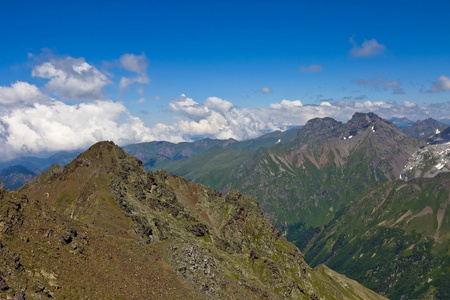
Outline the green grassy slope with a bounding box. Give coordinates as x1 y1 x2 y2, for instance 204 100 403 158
297 173 450 299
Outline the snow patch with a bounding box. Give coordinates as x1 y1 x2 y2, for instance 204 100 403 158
436 128 441 134
276 138 281 144
435 162 445 170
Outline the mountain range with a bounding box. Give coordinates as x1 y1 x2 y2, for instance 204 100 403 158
0 141 385 299
122 112 448 298
401 118 449 140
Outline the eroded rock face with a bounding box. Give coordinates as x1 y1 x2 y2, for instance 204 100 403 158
401 142 450 180
401 127 450 180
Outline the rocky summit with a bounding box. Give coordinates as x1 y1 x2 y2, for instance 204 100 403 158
0 141 385 299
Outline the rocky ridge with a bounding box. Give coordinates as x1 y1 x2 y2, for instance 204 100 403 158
401 118 449 140
0 141 385 299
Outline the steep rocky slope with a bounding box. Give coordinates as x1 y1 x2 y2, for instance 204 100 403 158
401 126 450 180
0 141 384 299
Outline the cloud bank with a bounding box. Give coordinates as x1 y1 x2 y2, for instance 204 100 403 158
1 54 449 161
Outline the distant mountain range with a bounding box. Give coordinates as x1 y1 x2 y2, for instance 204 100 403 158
0 151 79 190
389 117 415 129
0 165 40 190
401 118 449 140
122 128 299 171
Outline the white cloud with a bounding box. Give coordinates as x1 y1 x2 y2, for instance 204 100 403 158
0 81 51 107
270 99 303 109
402 100 417 108
168 94 210 120
119 53 150 90
205 96 234 113
32 57 110 100
0 100 151 156
299 64 322 73
260 87 273 94
350 38 386 58
120 53 148 74
427 75 450 93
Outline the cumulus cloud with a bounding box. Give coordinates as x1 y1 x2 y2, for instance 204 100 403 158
32 57 111 100
427 75 450 93
0 81 51 107
168 94 211 121
119 53 150 91
349 38 386 58
0 100 149 157
270 99 303 109
299 64 322 73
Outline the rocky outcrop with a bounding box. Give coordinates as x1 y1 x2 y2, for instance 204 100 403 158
401 126 450 180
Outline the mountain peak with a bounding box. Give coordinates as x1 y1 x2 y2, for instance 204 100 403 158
303 116 342 131
65 140 144 174
349 111 382 122
290 117 342 147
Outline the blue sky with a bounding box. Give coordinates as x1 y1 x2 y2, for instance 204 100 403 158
0 0 449 158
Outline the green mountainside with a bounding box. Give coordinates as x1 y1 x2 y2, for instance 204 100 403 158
162 113 420 229
298 173 450 299
0 141 384 299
